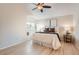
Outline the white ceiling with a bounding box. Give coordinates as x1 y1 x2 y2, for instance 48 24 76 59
25 3 79 22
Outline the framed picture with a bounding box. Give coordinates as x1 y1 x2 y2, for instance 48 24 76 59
51 18 57 28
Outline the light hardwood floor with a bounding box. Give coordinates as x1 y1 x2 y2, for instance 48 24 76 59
0 40 79 55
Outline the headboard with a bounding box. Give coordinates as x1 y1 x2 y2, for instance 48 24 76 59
44 28 55 33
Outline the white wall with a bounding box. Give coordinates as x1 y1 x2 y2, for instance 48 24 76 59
73 13 79 49
0 4 28 49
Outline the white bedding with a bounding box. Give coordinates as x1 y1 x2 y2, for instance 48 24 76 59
32 33 61 50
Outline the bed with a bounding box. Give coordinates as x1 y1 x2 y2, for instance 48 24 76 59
32 32 61 50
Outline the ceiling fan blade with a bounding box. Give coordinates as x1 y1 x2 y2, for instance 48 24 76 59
33 3 40 6
33 3 37 5
43 6 51 8
32 7 37 10
40 3 44 5
40 9 43 13
37 3 40 5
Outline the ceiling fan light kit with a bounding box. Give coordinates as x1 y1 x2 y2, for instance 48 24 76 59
37 5 43 10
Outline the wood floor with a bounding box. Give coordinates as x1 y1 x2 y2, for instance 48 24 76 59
0 40 79 55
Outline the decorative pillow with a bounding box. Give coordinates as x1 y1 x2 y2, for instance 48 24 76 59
44 28 55 32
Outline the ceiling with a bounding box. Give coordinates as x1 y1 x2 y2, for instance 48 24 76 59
25 3 79 22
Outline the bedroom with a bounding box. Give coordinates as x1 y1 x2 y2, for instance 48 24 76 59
0 3 79 55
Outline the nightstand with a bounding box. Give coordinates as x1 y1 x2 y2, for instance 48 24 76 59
63 33 73 43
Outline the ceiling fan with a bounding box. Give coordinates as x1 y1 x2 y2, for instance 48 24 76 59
32 3 51 13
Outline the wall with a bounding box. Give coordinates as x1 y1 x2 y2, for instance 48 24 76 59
55 15 73 40
73 13 79 49
29 15 74 40
0 4 28 49
31 15 73 32
57 15 73 27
